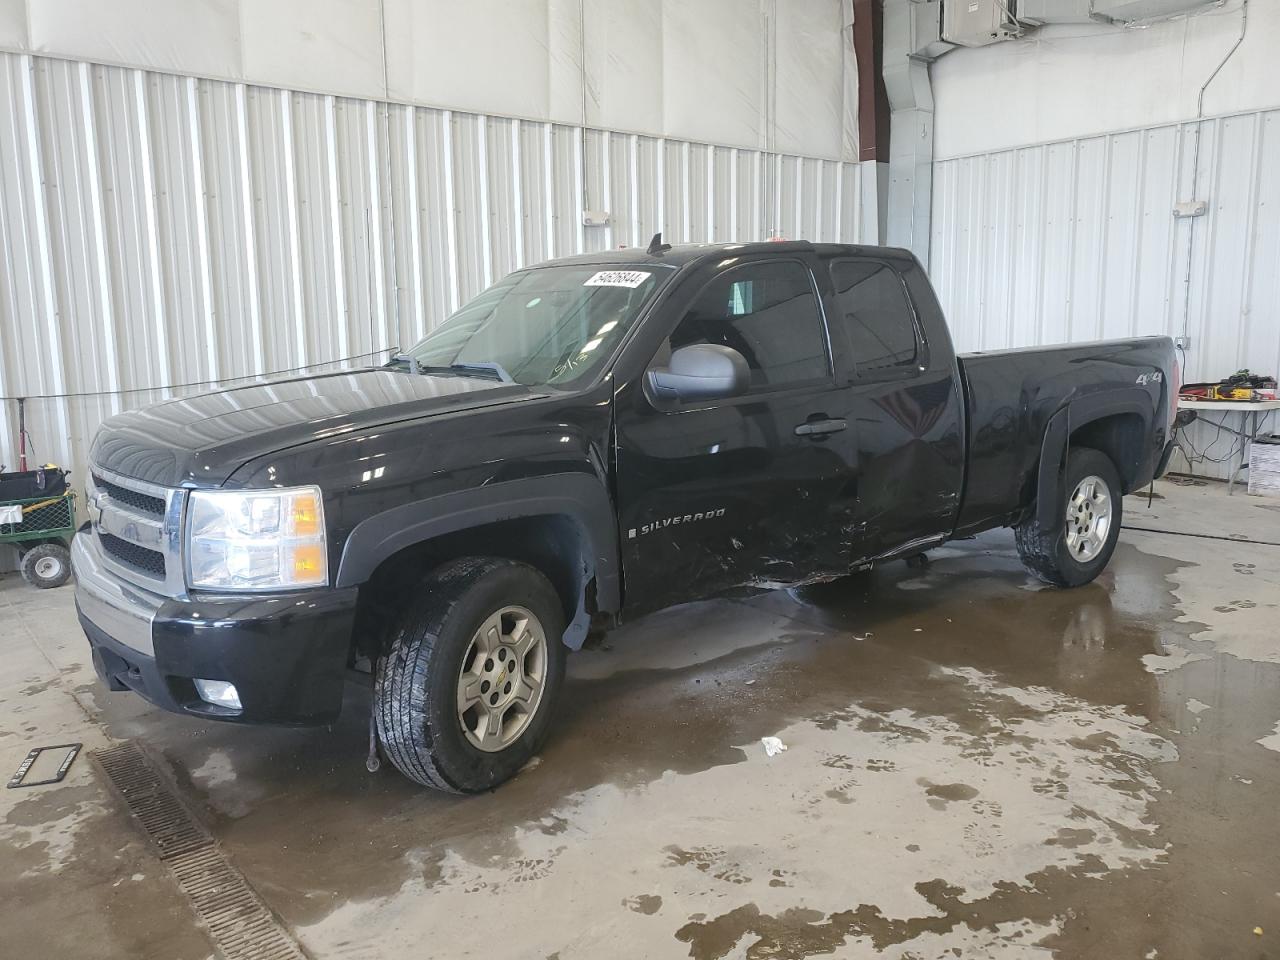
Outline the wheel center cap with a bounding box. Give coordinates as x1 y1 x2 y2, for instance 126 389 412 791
486 654 519 705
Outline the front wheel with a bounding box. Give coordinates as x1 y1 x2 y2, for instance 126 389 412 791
374 557 566 793
1015 447 1123 587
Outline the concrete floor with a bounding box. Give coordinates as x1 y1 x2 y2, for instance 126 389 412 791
2 477 1279 959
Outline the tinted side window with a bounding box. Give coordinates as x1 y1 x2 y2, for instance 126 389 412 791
829 260 918 374
669 260 829 389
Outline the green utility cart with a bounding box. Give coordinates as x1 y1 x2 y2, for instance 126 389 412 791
0 480 76 589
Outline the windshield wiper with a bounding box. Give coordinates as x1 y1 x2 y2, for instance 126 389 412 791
419 362 515 384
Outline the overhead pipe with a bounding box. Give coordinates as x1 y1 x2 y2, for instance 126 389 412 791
18 398 27 472
1013 0 1223 27
852 0 890 244
881 0 952 268
1180 0 1250 361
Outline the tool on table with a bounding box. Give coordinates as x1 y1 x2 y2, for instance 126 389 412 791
1180 369 1277 402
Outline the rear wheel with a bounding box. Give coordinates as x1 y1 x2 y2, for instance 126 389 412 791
20 542 72 589
1015 447 1122 587
374 557 566 793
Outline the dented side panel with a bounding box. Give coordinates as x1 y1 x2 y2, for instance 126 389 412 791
614 375 856 616
612 251 858 615
812 250 967 561
612 246 968 615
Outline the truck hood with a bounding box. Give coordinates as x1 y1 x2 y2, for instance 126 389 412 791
90 368 538 487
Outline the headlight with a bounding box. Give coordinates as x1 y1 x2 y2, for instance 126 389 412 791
186 486 328 591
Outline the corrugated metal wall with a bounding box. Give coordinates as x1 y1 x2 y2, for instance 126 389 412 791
932 108 1280 479
0 51 863 481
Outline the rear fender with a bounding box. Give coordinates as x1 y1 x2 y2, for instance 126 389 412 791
1035 390 1154 530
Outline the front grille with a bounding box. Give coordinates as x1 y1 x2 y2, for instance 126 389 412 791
89 465 183 596
100 532 167 579
94 474 166 516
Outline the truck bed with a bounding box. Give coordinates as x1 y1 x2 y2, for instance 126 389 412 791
954 336 1176 536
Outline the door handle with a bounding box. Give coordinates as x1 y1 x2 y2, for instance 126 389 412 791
794 418 847 437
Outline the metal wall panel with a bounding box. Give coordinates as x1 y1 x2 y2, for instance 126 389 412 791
0 51 863 488
3 0 859 162
931 108 1280 479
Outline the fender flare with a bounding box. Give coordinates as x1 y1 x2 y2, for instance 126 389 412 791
335 474 620 648
1035 390 1154 530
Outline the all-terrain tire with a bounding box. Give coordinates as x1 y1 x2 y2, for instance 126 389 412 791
20 542 72 589
374 557 566 793
1015 447 1123 588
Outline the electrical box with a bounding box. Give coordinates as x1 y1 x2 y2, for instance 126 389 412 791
1249 439 1280 498
941 0 1019 47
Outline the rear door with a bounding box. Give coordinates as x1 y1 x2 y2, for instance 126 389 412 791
613 254 856 614
817 253 965 560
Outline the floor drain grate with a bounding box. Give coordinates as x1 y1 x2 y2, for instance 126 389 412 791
95 743 308 960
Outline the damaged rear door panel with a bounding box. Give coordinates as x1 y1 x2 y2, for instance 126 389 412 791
815 251 966 562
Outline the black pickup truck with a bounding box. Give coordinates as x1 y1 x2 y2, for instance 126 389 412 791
74 240 1177 793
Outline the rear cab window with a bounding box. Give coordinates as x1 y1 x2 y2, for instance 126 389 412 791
665 258 831 393
827 258 923 380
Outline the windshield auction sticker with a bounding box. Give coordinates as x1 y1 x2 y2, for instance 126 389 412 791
583 270 651 288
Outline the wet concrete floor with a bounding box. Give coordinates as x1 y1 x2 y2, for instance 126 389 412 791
2 477 1279 959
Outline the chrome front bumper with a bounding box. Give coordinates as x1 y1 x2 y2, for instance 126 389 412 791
72 530 165 656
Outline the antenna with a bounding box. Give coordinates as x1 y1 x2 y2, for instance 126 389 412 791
646 232 672 256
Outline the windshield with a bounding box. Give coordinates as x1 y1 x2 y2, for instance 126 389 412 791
398 264 673 387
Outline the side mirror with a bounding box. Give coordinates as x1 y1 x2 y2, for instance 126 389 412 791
647 343 750 402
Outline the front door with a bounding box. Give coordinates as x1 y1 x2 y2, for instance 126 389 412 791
614 255 855 615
